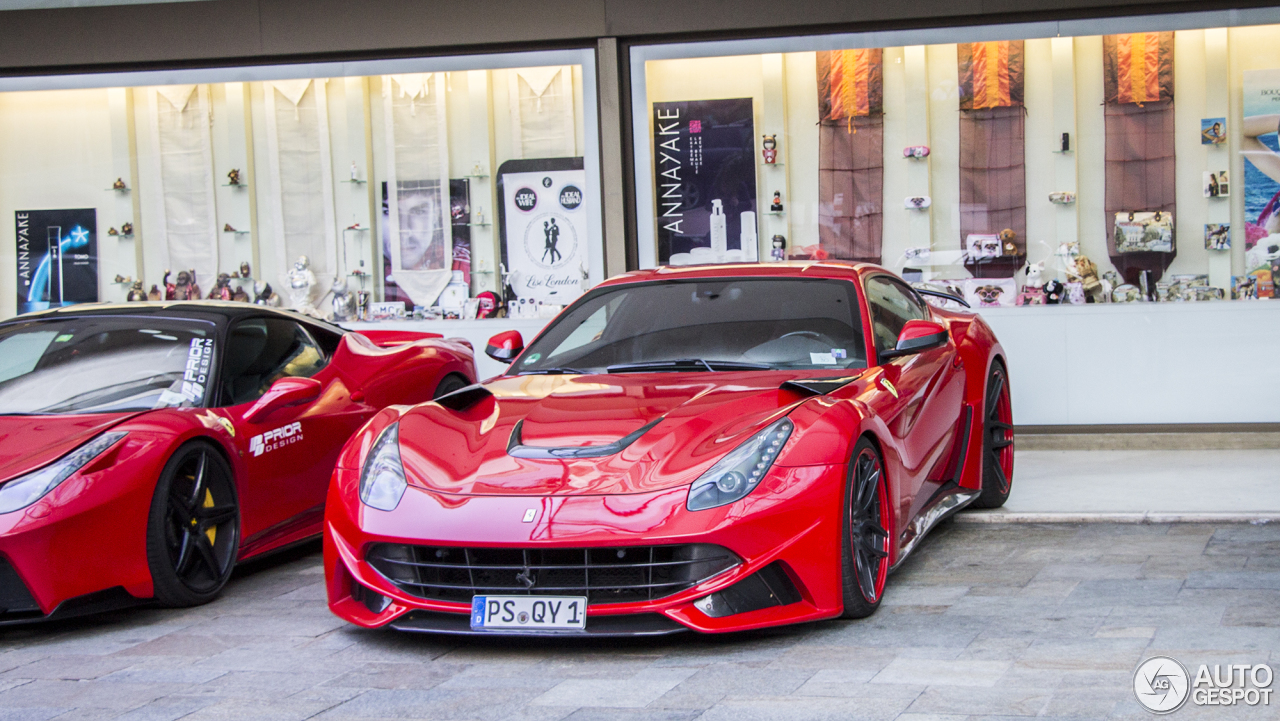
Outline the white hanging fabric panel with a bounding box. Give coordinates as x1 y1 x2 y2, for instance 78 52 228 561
382 72 451 306
509 65 576 158
263 78 338 303
144 84 219 284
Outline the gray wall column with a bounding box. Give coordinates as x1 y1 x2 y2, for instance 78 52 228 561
595 37 628 279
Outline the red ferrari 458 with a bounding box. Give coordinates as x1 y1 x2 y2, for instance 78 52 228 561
325 262 1013 636
0 302 474 623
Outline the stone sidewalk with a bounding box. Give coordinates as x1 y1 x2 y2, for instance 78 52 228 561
0 521 1277 720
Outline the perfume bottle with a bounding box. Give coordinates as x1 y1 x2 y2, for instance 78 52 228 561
710 199 727 262
350 162 359 181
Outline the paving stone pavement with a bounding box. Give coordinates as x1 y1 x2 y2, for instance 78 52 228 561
1 521 1277 720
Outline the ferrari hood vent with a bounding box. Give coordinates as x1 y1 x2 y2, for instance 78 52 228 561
780 373 865 397
507 418 661 459
433 384 493 412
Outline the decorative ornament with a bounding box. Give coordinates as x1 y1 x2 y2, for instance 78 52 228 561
208 273 234 301
126 281 147 302
770 234 786 262
147 284 162 301
1049 191 1076 205
239 261 251 278
112 177 127 190
107 227 119 236
903 145 930 159
999 228 1018 256
121 222 133 235
905 196 932 210
762 135 778 164
223 223 237 233
771 191 783 212
227 168 242 186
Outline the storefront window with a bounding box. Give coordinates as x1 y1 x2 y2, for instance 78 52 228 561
631 15 1280 306
0 49 604 321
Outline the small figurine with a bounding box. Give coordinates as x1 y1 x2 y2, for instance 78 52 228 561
770 234 786 262
232 286 250 303
770 191 783 212
227 169 242 186
253 281 282 307
120 222 133 235
287 255 320 316
762 135 778 164
331 275 357 322
112 177 127 190
208 273 234 301
1067 254 1104 302
350 161 359 182
168 269 199 301
108 227 119 236
239 261 251 278
474 207 485 225
346 222 362 230
1042 279 1065 304
126 281 147 302
903 145 931 159
472 162 484 176
999 229 1018 256
224 223 237 233
1048 191 1076 205
147 284 162 301
113 274 129 284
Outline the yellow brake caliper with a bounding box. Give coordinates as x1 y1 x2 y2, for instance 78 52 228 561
202 489 216 545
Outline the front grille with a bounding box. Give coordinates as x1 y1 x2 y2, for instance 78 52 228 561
366 543 740 604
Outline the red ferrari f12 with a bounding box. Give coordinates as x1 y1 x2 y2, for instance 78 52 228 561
0 302 474 623
325 262 1013 636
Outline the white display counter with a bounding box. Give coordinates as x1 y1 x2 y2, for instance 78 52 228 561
977 301 1280 426
344 301 1280 426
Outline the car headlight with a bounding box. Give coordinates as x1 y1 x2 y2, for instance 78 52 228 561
687 418 794 511
0 432 127 515
359 422 406 511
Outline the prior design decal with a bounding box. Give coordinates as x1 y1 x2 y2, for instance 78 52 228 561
249 422 303 457
182 338 214 404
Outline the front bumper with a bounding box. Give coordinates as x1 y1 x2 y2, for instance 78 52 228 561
324 462 847 635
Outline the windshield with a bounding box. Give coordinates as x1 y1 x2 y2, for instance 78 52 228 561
0 316 217 414
515 278 867 374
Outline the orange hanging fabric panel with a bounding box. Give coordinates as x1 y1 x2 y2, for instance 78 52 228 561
1104 32 1174 105
818 49 884 120
958 41 1024 110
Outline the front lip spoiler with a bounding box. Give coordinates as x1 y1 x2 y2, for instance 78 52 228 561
506 418 662 460
388 608 688 637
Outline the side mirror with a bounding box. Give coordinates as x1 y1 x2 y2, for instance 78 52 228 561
881 320 948 361
243 377 322 423
485 330 524 363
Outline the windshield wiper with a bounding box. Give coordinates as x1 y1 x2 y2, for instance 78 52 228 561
606 358 772 373
517 366 591 375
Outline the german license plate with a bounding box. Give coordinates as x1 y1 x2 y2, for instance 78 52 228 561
470 595 587 631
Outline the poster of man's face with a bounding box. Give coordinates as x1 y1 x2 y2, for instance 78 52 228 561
394 181 446 271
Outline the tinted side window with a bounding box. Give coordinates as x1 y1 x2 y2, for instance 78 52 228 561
865 277 928 356
220 319 327 406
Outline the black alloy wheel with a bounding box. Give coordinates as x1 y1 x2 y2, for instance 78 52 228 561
840 437 890 618
146 441 239 607
432 373 470 399
972 362 1014 509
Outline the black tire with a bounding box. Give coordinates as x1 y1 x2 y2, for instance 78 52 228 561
840 437 891 619
432 373 470 399
145 441 240 607
971 361 1014 509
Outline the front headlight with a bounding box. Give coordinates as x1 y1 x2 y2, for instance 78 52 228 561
359 422 406 511
0 432 127 515
687 418 794 511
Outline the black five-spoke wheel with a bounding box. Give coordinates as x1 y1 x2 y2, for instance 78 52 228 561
840 438 890 618
146 441 239 606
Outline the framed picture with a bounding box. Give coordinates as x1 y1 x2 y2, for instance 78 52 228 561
1201 117 1227 145
1205 223 1231 250
965 234 1002 260
1203 170 1230 197
1114 211 1174 253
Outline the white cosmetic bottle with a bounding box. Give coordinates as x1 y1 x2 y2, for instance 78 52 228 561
710 199 728 262
740 210 758 262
